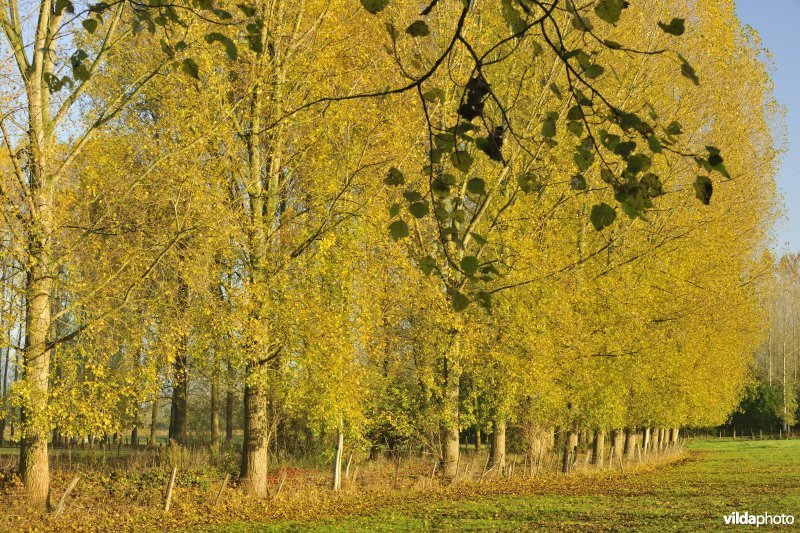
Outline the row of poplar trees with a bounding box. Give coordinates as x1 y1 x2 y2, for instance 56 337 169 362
0 0 781 507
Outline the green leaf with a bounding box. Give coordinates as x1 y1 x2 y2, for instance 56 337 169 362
422 88 445 103
680 59 700 86
666 121 683 135
451 151 474 173
213 8 232 19
82 18 98 34
360 0 389 14
434 133 455 152
603 39 622 49
567 121 584 137
574 148 594 172
419 256 436 276
570 174 588 190
389 220 409 241
583 64 604 79
647 135 662 154
658 18 685 36
451 291 470 312
626 154 651 175
600 130 620 151
409 201 429 219
406 20 430 37
501 0 527 35
470 233 487 246
566 106 583 121
640 173 664 197
389 203 401 217
594 0 626 24
180 58 200 79
403 190 422 202
694 175 713 205
549 82 562 99
590 203 617 230
236 3 256 17
55 0 74 15
517 173 539 194
205 32 238 60
614 141 636 159
384 167 404 186
475 291 492 309
466 178 486 196
460 255 479 275
431 178 451 198
541 116 556 138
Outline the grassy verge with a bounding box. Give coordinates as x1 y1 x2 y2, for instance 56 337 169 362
208 439 800 532
2 439 797 531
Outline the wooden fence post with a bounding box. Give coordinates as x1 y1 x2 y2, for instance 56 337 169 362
53 475 80 518
164 467 178 512
212 474 229 506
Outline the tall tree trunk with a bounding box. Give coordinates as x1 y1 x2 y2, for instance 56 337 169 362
561 430 578 473
225 384 234 445
610 429 624 459
148 398 158 447
168 345 188 445
211 375 220 450
490 418 506 472
241 375 270 496
591 430 605 466
642 427 651 451
474 427 481 452
332 420 344 491
440 331 461 480
624 428 636 459
19 239 54 509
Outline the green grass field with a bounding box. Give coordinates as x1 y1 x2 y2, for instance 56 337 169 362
211 439 800 532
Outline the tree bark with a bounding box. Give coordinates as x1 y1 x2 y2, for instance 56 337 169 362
642 427 651 451
440 331 461 480
148 398 158 447
19 243 54 509
624 428 636 459
610 429 624 459
591 430 605 466
225 359 234 444
491 418 506 472
332 421 344 491
240 376 270 496
168 345 188 445
211 376 220 450
561 430 578 473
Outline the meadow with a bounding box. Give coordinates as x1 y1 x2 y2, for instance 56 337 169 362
1 438 797 531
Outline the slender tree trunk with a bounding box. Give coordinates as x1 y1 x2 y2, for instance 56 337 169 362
168 284 189 446
561 430 578 473
610 429 624 459
475 427 481 451
642 427 651 451
440 331 461 480
491 418 506 472
241 376 270 496
332 420 344 491
19 245 54 509
624 428 636 459
148 398 158 447
591 430 605 466
211 376 220 450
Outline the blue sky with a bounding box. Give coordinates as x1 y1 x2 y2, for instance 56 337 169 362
734 0 800 253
